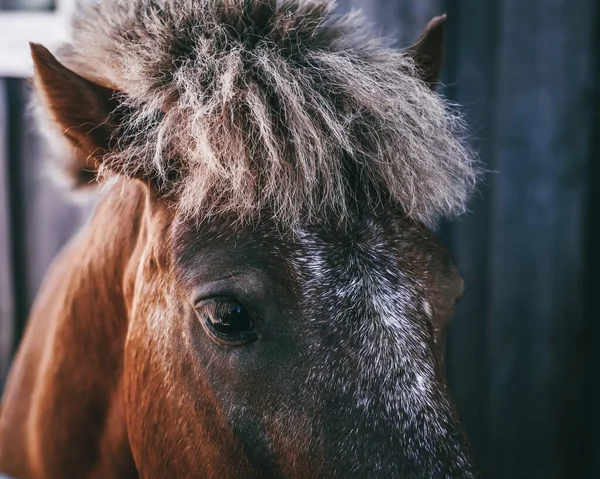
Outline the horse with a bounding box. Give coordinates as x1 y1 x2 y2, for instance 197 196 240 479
0 1 481 477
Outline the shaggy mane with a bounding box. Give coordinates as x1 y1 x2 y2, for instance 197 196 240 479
56 0 479 228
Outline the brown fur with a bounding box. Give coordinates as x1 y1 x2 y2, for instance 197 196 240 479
0 180 476 478
0 183 144 478
0 182 261 478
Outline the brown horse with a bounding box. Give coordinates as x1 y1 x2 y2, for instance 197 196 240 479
0 1 481 477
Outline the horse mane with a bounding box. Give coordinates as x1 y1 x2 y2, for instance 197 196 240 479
54 0 479 228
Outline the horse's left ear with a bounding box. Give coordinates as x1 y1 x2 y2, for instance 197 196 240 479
406 14 446 90
30 42 121 186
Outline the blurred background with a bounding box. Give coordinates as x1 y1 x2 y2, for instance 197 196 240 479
0 0 598 477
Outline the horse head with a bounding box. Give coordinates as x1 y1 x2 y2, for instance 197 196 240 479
0 1 480 477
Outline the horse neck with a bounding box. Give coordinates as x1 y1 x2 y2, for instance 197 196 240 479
0 179 148 478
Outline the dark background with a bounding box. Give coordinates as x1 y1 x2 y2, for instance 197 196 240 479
1 0 599 477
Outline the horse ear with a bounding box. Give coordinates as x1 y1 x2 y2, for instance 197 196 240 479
406 14 446 89
30 43 121 186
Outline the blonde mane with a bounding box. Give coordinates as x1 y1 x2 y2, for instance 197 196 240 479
56 0 479 228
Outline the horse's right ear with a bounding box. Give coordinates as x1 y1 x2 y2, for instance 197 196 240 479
30 43 121 186
406 14 446 89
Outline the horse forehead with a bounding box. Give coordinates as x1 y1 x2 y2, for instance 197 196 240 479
291 227 437 413
170 214 431 316
290 225 425 315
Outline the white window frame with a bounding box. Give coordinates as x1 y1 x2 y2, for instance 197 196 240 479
0 0 76 78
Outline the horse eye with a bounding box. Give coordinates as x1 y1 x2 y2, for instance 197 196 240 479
197 299 257 345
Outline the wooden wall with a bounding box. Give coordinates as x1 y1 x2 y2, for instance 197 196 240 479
0 80 13 388
1 1 599 478
442 1 599 477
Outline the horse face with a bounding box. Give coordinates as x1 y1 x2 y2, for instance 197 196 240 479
123 205 477 478
17 1 481 475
